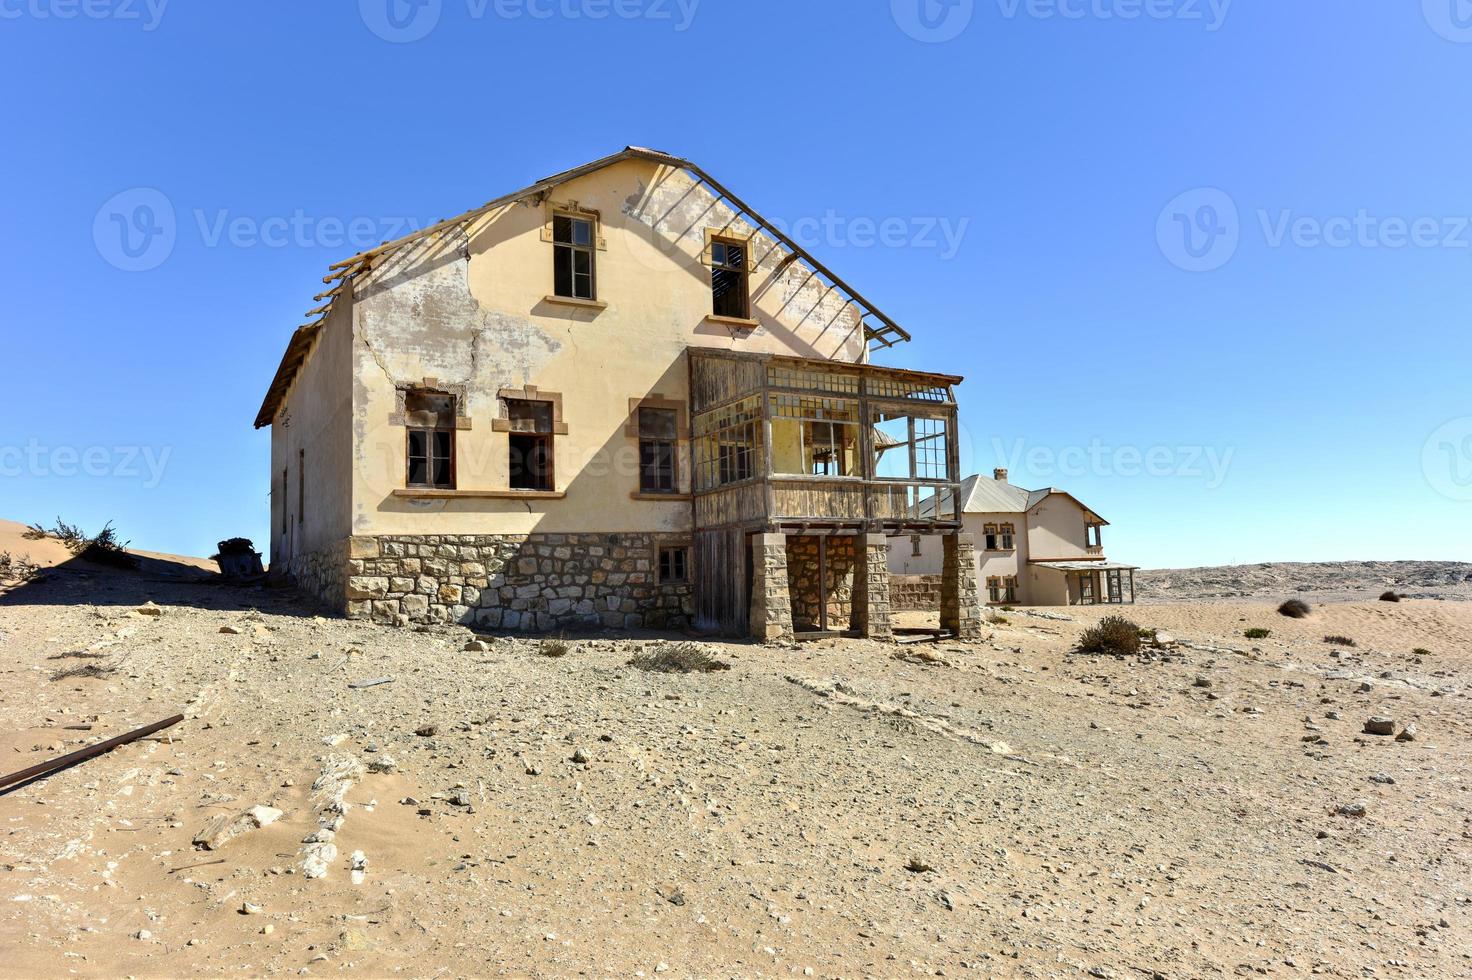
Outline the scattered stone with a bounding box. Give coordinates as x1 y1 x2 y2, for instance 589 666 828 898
1363 716 1395 736
1396 724 1418 742
350 850 368 885
905 858 933 873
219 625 241 635
193 805 284 850
1193 676 1213 688
1299 859 1337 874
463 639 491 653
348 676 395 689
135 929 152 940
1370 773 1396 785
367 755 397 774
415 725 438 737
571 748 589 764
240 902 263 915
260 924 274 935
134 602 163 617
451 790 472 807
1334 802 1367 818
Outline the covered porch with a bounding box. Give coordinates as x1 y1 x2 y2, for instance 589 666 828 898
1030 560 1140 606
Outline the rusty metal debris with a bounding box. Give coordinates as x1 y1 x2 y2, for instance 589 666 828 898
0 714 184 792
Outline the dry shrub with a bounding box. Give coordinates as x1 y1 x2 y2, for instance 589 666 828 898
628 642 731 674
538 638 570 658
1324 634 1357 647
1077 616 1142 656
47 650 105 660
1411 647 1431 657
0 551 40 584
1277 599 1311 619
27 519 139 569
1244 627 1271 639
1378 591 1401 602
51 662 115 682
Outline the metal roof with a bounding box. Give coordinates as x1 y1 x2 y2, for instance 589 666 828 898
1030 561 1140 572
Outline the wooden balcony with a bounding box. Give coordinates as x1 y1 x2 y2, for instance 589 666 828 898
688 349 964 534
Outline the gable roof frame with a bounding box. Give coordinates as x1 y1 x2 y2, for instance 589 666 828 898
255 147 913 428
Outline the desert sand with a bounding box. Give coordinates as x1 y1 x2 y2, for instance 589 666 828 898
1 541 1469 978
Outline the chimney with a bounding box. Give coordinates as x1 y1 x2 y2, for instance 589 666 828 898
993 468 1009 483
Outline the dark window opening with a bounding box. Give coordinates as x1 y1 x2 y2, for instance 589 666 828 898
711 239 749 319
506 398 555 491
405 390 456 489
910 534 922 557
297 449 305 524
659 546 689 584
638 407 678 493
553 214 596 300
280 467 288 536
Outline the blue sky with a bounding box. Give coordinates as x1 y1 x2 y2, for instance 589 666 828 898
2 0 1470 568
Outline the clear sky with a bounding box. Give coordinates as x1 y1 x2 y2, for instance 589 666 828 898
2 1 1470 569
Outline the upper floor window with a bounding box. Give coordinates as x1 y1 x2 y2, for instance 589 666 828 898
1000 523 1015 550
506 398 554 491
710 238 749 319
983 522 1016 551
553 213 596 300
405 390 456 489
1086 523 1103 549
638 407 678 494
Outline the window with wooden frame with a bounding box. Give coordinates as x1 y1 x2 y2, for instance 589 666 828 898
505 398 555 491
983 523 1001 551
1003 576 1019 603
710 237 750 319
1078 574 1095 603
553 213 596 301
404 390 456 489
1086 523 1103 549
770 395 859 477
638 407 678 494
1000 523 1016 551
910 534 922 558
987 576 1002 603
658 546 689 584
694 396 761 491
871 409 952 482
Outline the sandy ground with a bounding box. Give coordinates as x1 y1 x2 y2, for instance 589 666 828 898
1 557 1470 978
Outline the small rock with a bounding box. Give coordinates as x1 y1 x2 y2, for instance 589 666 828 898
1395 724 1417 742
1369 773 1395 785
135 603 163 617
1334 801 1367 818
135 929 152 940
367 756 397 774
219 625 241 635
415 725 438 737
240 902 263 915
463 640 490 653
905 858 933 873
451 790 472 807
570 748 589 764
260 924 274 935
1363 716 1395 736
1193 676 1213 688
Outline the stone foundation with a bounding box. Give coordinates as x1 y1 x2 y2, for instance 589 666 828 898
851 534 893 641
785 535 856 631
941 533 984 640
748 533 793 643
285 538 349 612
343 533 693 631
891 574 943 612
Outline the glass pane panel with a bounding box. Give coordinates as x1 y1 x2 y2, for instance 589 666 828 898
572 218 591 246
553 214 572 244
554 245 572 297
638 407 677 439
432 455 450 487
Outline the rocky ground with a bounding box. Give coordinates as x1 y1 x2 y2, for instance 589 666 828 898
1 552 1469 978
1137 561 1472 604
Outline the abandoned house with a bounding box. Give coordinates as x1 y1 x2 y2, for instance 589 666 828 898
887 469 1138 607
255 147 984 640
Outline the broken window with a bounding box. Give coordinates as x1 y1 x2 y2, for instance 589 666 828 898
694 396 761 491
770 395 859 477
987 576 1001 603
405 390 456 489
1004 576 1019 603
506 398 554 491
638 407 678 494
983 523 999 551
1001 523 1016 551
710 238 749 319
871 409 951 482
553 213 596 300
1086 523 1103 549
658 546 689 584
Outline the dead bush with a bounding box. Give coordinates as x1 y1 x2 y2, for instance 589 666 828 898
628 642 731 674
1077 616 1142 656
46 650 105 660
0 551 40 584
1378 591 1401 602
1244 627 1271 639
1277 599 1311 619
27 519 139 569
1324 634 1357 647
537 638 570 658
50 662 116 682
1412 647 1431 657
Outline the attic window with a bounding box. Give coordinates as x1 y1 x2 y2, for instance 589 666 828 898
553 213 596 301
710 238 749 319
